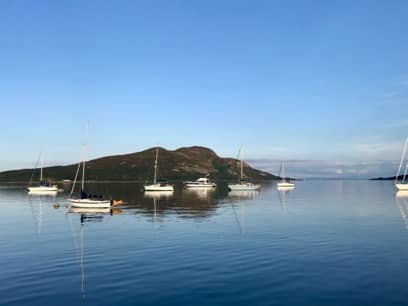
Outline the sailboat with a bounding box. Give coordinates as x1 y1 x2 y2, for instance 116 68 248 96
68 138 112 208
27 152 59 194
395 136 408 191
143 147 174 192
228 148 260 191
277 160 295 189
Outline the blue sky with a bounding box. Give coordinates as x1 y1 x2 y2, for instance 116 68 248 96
1 0 408 178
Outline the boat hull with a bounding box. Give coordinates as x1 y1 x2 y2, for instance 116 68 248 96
395 183 408 191
144 184 174 192
68 198 112 208
185 183 216 188
228 183 260 191
27 186 58 193
277 182 295 188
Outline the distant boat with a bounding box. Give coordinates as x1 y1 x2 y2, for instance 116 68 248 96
277 160 295 189
144 147 174 192
184 177 216 188
68 131 112 208
27 152 59 194
228 148 260 191
395 136 408 191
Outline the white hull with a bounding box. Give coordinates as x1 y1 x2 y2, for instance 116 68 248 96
28 186 59 192
144 191 174 198
144 184 174 192
68 198 112 208
69 207 111 214
228 183 260 191
277 182 295 188
395 183 408 191
185 183 216 188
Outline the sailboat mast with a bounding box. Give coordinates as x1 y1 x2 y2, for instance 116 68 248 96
153 147 158 184
81 144 86 191
240 148 244 183
396 136 408 184
282 160 285 182
40 152 43 181
81 125 88 191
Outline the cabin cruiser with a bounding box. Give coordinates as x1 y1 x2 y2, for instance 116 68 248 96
184 177 216 188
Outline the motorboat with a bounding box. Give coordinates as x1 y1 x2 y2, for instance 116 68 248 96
184 177 216 188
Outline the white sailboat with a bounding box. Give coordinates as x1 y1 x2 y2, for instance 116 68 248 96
228 148 260 191
27 152 59 194
184 177 216 188
277 160 295 189
395 136 408 191
68 138 112 208
143 148 174 192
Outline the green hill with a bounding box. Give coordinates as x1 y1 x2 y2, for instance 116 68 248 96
0 146 279 182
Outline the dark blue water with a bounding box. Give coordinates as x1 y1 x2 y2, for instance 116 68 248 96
1 180 408 306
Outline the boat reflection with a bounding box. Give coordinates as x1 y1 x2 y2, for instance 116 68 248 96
144 190 173 199
67 207 122 299
277 188 292 215
185 187 214 200
228 189 260 200
396 190 408 198
395 193 408 229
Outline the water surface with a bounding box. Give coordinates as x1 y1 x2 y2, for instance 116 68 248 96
1 180 408 306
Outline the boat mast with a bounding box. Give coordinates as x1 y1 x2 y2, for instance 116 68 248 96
282 160 285 182
240 148 243 183
395 136 408 184
81 144 86 191
153 147 158 184
40 152 43 181
81 124 88 191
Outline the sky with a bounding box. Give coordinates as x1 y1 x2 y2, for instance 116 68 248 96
1 0 408 178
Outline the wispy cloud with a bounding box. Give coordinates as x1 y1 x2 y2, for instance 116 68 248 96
248 158 398 179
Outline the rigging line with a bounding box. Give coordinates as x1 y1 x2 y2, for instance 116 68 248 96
403 160 408 182
68 147 84 199
28 152 41 187
395 136 408 184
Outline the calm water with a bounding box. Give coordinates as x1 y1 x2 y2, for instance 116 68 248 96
1 180 408 306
